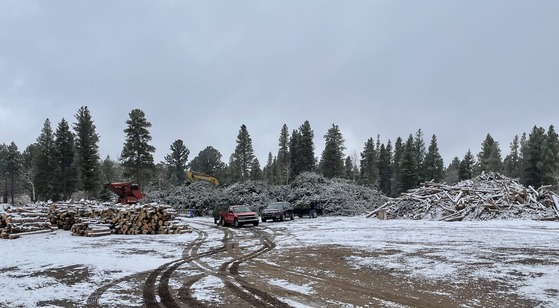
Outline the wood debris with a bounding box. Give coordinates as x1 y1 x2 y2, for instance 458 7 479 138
367 171 559 221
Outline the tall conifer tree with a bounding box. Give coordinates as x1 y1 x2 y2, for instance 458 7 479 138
5 142 21 204
377 141 393 196
503 135 521 179
423 134 444 182
189 146 225 177
459 150 476 180
359 138 378 187
73 106 100 199
164 139 189 186
297 120 315 175
319 124 345 178
231 124 255 182
277 124 290 184
522 126 545 187
34 119 57 201
120 109 156 187
400 134 418 192
391 137 404 197
55 118 76 200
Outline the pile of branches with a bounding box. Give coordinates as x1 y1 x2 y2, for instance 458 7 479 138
367 171 559 221
145 172 389 216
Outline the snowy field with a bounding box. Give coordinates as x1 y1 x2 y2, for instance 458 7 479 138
1 216 559 307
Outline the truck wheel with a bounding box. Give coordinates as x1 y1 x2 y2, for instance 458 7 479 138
220 217 225 226
234 219 240 228
253 221 259 227
280 214 285 221
262 218 267 222
290 213 295 220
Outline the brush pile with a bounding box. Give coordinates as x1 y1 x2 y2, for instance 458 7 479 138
367 171 559 221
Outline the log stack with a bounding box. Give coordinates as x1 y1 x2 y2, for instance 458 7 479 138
367 171 559 221
1 206 55 239
1 202 190 239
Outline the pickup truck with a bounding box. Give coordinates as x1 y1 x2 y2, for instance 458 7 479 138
261 201 294 222
218 205 260 228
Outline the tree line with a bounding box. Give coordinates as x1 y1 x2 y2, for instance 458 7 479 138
1 106 558 203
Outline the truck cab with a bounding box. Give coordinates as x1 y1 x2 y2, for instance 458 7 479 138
219 205 259 228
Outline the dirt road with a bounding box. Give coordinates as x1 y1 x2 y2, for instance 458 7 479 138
79 218 552 308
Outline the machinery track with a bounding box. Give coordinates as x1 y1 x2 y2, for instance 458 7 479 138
87 221 443 307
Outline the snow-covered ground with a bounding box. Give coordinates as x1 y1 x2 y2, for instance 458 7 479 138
1 216 559 307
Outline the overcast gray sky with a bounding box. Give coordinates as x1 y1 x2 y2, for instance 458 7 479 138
1 0 558 167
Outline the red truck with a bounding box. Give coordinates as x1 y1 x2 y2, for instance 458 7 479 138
217 205 260 228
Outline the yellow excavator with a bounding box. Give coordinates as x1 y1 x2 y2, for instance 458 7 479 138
186 170 219 186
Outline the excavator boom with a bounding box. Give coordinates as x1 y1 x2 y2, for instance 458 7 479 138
187 170 219 186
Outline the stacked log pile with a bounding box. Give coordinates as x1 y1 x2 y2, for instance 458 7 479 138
63 203 189 236
1 206 55 239
367 171 559 221
1 202 190 239
108 204 187 235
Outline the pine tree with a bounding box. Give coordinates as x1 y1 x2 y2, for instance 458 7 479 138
297 120 315 176
445 156 461 184
5 142 21 205
189 146 225 177
377 141 393 196
262 152 275 184
423 134 444 182
277 124 290 184
120 109 156 187
73 106 100 199
289 129 301 179
541 125 559 188
391 137 404 197
459 149 476 180
250 158 263 180
231 124 255 182
359 138 378 187
477 133 502 173
164 139 189 186
503 135 521 179
344 156 354 180
33 119 58 201
413 129 426 182
319 124 345 179
522 126 545 187
399 134 418 192
55 118 76 200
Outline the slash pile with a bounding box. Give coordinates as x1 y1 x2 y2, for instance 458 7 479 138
367 171 559 221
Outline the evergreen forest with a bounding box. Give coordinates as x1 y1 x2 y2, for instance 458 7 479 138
1 106 558 203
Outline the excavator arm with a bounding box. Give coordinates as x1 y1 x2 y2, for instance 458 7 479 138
187 170 219 186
